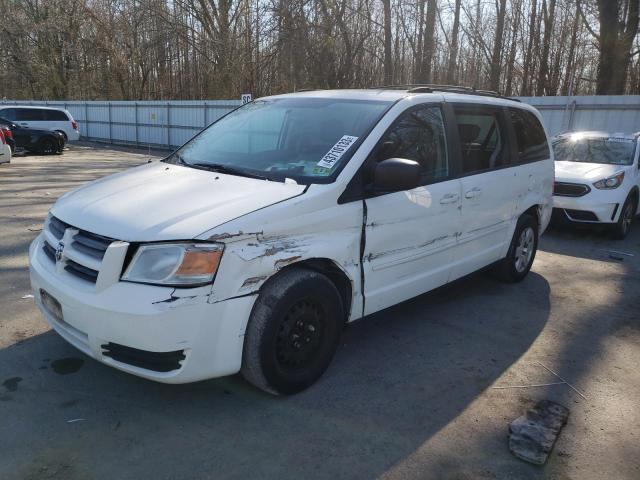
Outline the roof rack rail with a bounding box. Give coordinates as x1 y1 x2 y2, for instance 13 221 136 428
370 84 520 102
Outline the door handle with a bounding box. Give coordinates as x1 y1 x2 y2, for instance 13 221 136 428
464 187 482 199
440 193 460 204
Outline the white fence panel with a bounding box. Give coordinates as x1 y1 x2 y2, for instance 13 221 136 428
0 99 241 149
3 96 640 148
519 95 640 136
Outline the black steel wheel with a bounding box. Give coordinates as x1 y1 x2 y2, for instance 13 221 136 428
241 267 344 395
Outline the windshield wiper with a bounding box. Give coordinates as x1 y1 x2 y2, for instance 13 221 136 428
191 163 270 180
173 156 269 181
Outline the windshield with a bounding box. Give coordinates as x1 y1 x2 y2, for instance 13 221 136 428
166 98 392 183
553 136 637 165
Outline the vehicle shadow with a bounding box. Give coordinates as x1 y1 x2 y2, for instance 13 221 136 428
0 272 550 480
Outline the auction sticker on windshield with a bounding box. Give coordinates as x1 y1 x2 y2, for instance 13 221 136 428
606 138 634 143
317 135 358 169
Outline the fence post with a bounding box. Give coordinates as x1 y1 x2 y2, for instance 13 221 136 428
567 100 577 131
134 102 139 146
204 101 208 127
108 102 112 144
166 101 171 148
84 102 89 138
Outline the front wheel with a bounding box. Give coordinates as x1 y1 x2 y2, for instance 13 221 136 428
612 196 636 240
492 214 539 283
241 268 344 395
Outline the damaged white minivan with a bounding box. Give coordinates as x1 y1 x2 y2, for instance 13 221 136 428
29 87 554 394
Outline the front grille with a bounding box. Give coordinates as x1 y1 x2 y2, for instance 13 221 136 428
72 230 111 260
564 209 599 222
65 259 99 283
101 342 186 372
42 242 56 262
44 215 117 284
554 181 590 197
48 216 69 239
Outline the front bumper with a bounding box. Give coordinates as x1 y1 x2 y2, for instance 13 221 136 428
553 195 620 223
29 233 256 383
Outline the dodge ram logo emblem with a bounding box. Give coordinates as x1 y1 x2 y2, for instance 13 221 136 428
55 242 64 262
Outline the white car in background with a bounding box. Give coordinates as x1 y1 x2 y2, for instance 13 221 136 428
552 131 640 239
0 127 11 164
0 106 80 142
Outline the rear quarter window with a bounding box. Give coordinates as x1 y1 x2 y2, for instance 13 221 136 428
509 108 550 163
45 109 70 121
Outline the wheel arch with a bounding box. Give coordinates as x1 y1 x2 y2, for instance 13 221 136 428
54 130 68 141
258 258 354 324
522 204 541 225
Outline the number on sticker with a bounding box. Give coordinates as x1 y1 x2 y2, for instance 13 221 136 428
317 135 359 169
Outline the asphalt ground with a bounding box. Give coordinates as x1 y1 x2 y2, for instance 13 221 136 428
0 143 638 479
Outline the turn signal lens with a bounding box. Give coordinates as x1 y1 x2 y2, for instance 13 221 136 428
176 249 222 276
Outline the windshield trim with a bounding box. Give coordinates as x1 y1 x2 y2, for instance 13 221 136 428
163 97 400 185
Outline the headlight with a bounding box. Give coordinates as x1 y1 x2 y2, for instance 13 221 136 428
122 243 224 286
593 171 624 189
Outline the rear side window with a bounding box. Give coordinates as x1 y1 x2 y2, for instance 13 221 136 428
509 108 549 162
15 108 46 121
453 106 506 174
375 105 449 184
45 109 70 121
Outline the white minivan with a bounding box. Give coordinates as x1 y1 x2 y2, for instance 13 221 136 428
0 106 80 142
29 88 554 394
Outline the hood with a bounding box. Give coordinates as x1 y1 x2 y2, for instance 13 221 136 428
51 162 306 241
554 161 624 183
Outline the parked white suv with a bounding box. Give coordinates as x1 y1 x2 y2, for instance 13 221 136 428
0 106 80 142
553 131 640 238
29 88 553 394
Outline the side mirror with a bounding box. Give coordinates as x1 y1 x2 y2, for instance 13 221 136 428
373 158 421 192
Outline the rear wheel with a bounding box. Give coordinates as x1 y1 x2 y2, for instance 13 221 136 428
492 214 538 283
241 268 344 395
39 138 56 155
613 196 636 240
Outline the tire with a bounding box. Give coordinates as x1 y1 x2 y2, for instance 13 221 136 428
612 196 637 240
39 138 56 155
55 130 68 142
241 267 344 395
492 214 539 283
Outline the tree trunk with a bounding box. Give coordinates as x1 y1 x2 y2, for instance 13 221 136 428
446 0 461 84
383 0 393 85
419 0 437 83
489 0 507 92
536 0 556 95
595 0 640 94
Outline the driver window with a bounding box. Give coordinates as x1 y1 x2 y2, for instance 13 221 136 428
376 105 449 184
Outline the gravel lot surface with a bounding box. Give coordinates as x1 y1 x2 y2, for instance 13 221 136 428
1 144 638 480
